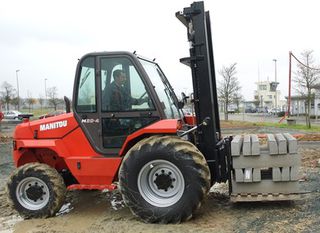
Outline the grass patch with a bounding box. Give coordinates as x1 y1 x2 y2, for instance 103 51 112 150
31 108 53 118
254 121 320 132
221 120 257 128
26 108 65 119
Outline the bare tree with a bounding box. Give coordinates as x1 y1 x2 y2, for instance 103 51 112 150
47 86 61 110
0 82 16 110
11 97 19 110
218 63 241 120
38 95 44 111
233 92 243 113
26 91 37 112
293 50 320 128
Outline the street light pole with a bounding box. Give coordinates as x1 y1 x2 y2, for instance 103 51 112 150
16 69 20 111
273 59 277 108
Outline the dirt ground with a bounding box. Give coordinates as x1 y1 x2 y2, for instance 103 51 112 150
1 124 320 233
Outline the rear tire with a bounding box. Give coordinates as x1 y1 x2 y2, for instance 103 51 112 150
7 163 66 219
119 136 210 223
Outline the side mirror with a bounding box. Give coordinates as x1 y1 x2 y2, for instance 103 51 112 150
178 101 184 109
181 92 189 104
178 92 190 109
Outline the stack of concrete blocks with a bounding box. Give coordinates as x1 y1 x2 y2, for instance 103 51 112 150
231 133 300 201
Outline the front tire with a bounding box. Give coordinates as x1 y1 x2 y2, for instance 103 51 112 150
7 163 66 219
119 136 211 223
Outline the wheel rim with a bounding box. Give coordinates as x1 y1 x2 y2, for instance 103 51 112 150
16 177 50 210
138 159 185 207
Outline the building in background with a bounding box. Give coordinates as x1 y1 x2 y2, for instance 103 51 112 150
254 80 285 111
289 85 320 117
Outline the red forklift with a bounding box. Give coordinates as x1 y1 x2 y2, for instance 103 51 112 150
7 2 300 223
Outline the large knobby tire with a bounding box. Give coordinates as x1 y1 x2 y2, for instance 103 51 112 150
119 135 211 223
7 163 66 219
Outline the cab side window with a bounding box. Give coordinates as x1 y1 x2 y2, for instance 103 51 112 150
76 57 96 113
101 57 154 112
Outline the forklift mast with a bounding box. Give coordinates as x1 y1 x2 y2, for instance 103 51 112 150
177 2 228 183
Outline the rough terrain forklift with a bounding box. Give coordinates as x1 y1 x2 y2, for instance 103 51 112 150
7 1 300 223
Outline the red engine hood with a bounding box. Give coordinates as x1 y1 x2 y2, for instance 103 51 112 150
14 113 79 139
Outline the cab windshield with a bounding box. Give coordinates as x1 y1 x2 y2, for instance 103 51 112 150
139 58 181 119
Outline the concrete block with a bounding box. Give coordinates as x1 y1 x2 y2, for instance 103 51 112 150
243 135 251 156
244 168 253 182
283 133 297 154
252 168 261 182
281 167 290 181
267 134 278 155
251 134 260 155
275 134 287 154
231 135 243 156
235 169 244 182
290 166 299 181
272 167 281 182
232 153 300 169
232 179 300 194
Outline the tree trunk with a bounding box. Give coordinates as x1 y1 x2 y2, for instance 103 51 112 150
224 102 228 121
306 96 311 129
308 99 311 128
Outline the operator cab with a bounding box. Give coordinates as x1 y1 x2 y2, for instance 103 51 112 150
72 52 182 155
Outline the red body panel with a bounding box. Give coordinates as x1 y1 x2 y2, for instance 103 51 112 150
29 113 78 139
63 157 121 185
13 114 179 190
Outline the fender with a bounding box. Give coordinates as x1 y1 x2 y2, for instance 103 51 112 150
119 119 179 155
14 139 70 167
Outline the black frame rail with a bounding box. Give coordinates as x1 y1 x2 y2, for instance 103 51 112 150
177 1 229 183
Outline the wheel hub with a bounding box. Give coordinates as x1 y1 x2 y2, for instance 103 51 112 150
154 171 174 191
26 184 46 202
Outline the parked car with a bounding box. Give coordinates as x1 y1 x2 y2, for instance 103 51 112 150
268 108 282 115
39 110 66 119
3 110 33 120
245 108 257 113
255 107 269 113
227 107 238 114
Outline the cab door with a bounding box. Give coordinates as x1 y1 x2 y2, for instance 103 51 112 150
74 53 160 156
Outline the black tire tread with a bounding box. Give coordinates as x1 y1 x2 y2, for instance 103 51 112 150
119 135 211 223
7 162 66 219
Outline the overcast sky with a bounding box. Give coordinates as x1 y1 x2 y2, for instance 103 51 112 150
1 0 320 101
